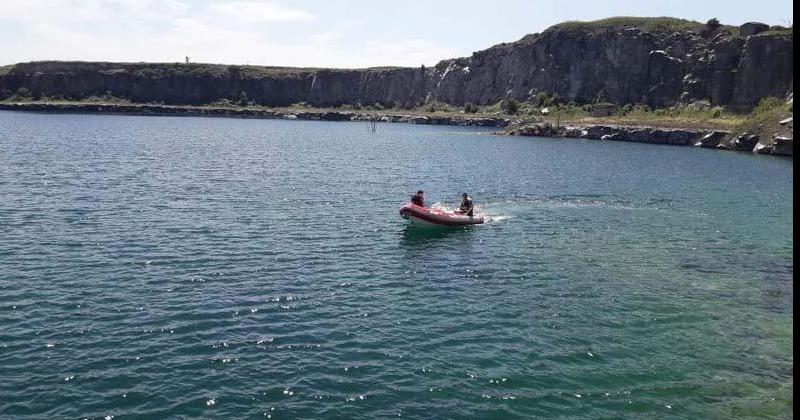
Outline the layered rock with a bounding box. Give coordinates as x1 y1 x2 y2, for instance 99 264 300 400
507 122 728 147
429 19 793 111
0 62 429 107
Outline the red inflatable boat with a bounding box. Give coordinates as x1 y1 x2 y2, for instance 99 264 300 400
399 204 484 227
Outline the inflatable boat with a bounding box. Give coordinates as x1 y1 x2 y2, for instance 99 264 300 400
399 204 484 227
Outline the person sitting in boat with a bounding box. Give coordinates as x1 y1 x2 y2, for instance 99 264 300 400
456 193 474 216
410 190 425 207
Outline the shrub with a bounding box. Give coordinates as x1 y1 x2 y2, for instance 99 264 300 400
711 107 723 118
533 91 555 107
238 90 248 106
463 102 479 113
753 96 783 115
500 98 519 114
706 18 721 30
427 103 437 113
621 103 634 115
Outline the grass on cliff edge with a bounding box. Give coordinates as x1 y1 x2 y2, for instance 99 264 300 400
484 100 746 130
399 100 745 130
545 16 737 36
728 97 793 142
3 61 412 79
555 107 745 130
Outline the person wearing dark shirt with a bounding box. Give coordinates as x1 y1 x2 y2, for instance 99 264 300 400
457 193 474 216
410 190 425 207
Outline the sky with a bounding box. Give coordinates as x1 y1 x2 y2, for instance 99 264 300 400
0 0 793 68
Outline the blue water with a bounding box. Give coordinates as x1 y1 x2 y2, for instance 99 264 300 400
0 111 793 419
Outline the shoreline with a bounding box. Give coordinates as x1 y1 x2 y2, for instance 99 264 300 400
0 101 792 157
0 101 510 127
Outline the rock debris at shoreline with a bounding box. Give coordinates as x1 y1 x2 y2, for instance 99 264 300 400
0 101 791 157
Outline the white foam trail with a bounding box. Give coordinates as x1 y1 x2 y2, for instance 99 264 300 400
486 215 513 223
430 201 513 224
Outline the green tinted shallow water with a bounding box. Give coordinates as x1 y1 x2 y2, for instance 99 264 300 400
0 111 792 419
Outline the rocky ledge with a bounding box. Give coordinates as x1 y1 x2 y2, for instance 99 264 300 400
506 123 792 157
0 102 509 127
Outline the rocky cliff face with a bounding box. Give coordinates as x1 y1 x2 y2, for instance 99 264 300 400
0 17 792 111
0 62 429 107
429 18 793 110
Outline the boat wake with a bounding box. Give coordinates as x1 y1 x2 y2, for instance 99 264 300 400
429 201 512 225
445 194 672 226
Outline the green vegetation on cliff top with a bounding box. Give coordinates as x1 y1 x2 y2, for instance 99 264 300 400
5 61 412 78
544 16 737 35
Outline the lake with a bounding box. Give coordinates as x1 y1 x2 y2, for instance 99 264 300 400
0 111 793 418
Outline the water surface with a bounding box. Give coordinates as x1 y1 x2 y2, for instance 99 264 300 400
0 111 793 418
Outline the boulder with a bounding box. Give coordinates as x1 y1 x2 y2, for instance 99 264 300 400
739 22 770 37
773 136 793 156
753 142 772 154
694 131 727 147
731 133 760 151
562 127 585 138
665 129 699 145
320 111 351 121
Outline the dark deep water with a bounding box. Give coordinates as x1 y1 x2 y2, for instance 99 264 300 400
0 111 793 418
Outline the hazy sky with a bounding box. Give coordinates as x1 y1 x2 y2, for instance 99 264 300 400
0 0 793 68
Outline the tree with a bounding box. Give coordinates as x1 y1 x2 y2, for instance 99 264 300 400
706 18 721 30
239 90 248 106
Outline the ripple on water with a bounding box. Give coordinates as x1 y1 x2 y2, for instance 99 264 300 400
0 113 792 419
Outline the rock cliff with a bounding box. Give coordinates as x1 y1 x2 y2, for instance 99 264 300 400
0 17 792 111
429 18 793 110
